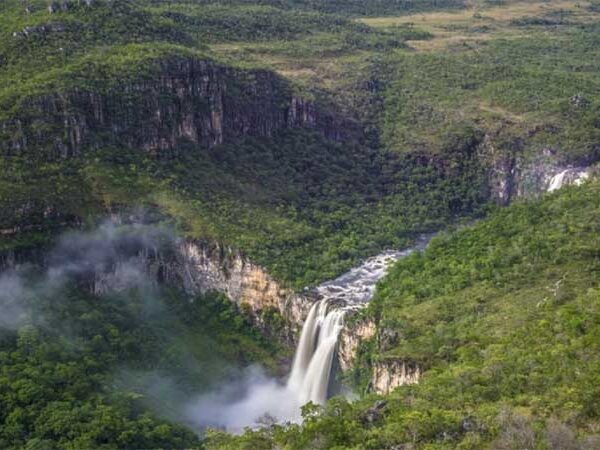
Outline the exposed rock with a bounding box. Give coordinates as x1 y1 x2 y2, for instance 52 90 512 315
479 128 596 203
360 400 387 425
477 125 520 205
570 93 589 109
372 359 421 394
2 57 359 159
338 317 376 371
545 167 590 192
87 235 314 345
461 416 477 433
168 240 313 341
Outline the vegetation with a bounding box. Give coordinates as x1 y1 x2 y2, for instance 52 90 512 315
1 0 600 448
1 129 488 288
211 181 600 449
0 276 279 450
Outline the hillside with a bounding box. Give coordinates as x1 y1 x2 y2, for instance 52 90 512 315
2 0 598 289
0 0 599 449
212 180 600 449
1 0 490 290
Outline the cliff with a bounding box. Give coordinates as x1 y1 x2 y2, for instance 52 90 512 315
479 127 596 205
1 57 358 159
338 316 423 395
165 239 313 343
371 360 421 394
87 235 314 345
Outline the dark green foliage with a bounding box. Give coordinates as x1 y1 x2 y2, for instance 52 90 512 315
1 128 488 288
209 182 600 449
0 280 278 450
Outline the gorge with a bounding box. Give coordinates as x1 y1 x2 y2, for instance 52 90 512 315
186 236 431 431
1 0 599 448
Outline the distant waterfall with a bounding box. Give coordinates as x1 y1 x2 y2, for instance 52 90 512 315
547 168 590 192
287 300 345 405
548 170 569 192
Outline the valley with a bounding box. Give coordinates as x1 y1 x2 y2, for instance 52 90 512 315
0 0 599 449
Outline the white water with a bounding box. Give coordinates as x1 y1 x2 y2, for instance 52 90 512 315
189 237 430 431
294 301 344 406
547 168 589 192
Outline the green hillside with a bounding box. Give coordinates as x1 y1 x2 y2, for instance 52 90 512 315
1 0 599 448
212 181 600 449
0 0 488 289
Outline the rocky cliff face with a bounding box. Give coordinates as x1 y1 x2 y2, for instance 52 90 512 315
338 317 376 372
371 360 421 395
87 235 313 345
1 57 357 159
165 240 313 342
479 127 596 204
337 317 423 394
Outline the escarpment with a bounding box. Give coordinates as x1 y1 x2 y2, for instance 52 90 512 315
164 239 314 343
91 238 315 345
1 57 359 159
479 127 598 205
338 316 424 394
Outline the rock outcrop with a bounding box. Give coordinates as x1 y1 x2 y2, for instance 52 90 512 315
166 240 313 342
1 57 358 159
479 128 596 204
87 236 313 344
371 360 421 395
338 317 376 372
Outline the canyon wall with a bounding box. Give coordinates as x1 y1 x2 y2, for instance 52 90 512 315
339 317 423 394
88 236 315 345
371 360 421 395
1 57 358 159
480 129 596 205
163 239 313 343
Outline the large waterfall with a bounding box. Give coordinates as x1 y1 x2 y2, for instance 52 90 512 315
288 300 345 405
189 237 430 431
285 238 430 407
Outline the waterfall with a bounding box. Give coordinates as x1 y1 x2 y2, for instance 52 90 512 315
297 307 344 405
287 300 344 405
188 237 432 431
285 235 432 407
287 300 325 391
547 168 590 192
548 169 569 192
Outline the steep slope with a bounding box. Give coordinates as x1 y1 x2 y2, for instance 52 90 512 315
1 0 599 449
0 0 490 290
212 180 600 448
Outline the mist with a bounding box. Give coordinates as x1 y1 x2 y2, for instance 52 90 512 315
0 221 175 329
0 219 299 435
0 271 30 330
184 365 302 432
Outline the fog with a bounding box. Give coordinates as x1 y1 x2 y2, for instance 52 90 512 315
0 271 30 329
0 220 301 434
185 366 302 432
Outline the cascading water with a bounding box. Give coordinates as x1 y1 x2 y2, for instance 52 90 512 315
290 301 345 405
189 236 431 431
287 300 326 392
286 235 431 407
547 168 590 192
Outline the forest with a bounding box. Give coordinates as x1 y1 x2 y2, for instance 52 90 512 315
1 0 599 448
